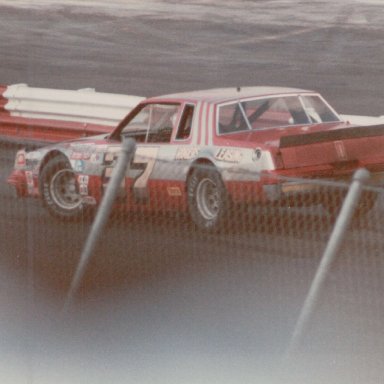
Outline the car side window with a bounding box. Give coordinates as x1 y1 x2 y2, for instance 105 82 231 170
218 103 248 134
242 96 310 129
176 104 194 140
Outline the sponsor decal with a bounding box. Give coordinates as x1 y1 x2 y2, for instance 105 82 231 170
104 146 121 162
103 167 125 189
25 171 33 185
175 147 198 160
79 184 88 195
24 151 41 167
334 140 347 160
78 175 89 184
104 152 116 163
69 144 95 160
104 167 114 178
82 196 97 205
215 148 243 163
70 152 83 160
78 175 89 195
70 151 93 160
90 152 103 163
74 160 85 172
16 152 26 166
25 171 34 194
167 186 182 197
70 143 94 149
25 151 41 161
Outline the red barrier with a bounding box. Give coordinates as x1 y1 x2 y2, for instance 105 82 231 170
0 114 112 143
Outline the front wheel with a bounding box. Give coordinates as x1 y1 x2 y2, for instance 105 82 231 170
39 156 86 220
187 166 230 231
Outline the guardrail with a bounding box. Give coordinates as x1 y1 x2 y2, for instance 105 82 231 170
0 83 144 144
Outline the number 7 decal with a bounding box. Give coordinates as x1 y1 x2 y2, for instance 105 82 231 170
131 146 159 201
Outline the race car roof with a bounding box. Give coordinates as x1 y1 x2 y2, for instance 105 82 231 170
148 86 314 104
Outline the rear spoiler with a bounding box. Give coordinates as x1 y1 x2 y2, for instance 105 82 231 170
279 124 384 148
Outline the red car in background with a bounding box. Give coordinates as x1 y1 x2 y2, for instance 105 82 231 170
8 86 384 231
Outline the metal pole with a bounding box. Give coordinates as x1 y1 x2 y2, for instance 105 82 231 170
63 138 136 313
285 168 370 357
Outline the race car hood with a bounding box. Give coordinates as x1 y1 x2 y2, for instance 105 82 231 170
18 133 117 170
56 133 111 147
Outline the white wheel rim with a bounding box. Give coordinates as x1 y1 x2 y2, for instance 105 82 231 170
196 177 220 220
50 169 82 210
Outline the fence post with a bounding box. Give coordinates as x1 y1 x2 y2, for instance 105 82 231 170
63 138 136 313
285 168 370 357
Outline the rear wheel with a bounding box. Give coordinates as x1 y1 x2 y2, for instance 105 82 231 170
187 166 230 231
40 156 86 220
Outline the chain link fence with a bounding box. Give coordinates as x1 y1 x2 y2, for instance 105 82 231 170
1 140 384 383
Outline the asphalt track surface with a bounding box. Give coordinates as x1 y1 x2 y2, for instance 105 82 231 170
0 1 384 383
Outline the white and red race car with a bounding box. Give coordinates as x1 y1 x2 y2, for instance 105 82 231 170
7 86 384 230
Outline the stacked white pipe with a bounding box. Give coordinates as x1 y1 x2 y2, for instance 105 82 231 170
3 83 144 126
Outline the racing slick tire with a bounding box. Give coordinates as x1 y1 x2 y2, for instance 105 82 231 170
39 156 86 220
187 165 231 232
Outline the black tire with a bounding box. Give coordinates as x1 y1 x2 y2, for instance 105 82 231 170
187 166 230 231
39 156 86 220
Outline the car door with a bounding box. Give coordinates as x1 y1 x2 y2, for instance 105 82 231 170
125 102 196 211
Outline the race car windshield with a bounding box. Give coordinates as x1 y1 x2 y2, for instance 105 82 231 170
121 103 180 143
218 95 341 134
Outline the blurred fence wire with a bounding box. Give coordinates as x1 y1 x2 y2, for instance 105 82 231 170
1 141 384 383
